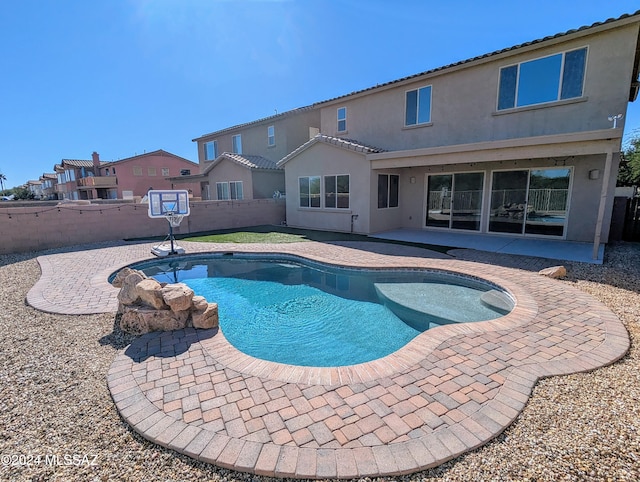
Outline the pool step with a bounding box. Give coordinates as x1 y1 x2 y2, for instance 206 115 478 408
374 283 514 332
480 290 513 314
374 283 462 332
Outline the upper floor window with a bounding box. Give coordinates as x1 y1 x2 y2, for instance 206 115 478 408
267 126 275 146
162 168 170 176
204 140 218 160
112 167 116 174
405 85 432 126
337 107 346 132
133 166 143 176
148 167 157 176
232 134 242 154
105 168 110 176
498 47 587 110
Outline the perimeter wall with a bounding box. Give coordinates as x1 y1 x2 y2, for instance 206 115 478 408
0 199 286 255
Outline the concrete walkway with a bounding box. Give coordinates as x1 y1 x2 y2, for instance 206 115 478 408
27 240 629 478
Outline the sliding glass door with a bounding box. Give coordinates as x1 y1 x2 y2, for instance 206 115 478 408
426 172 484 231
489 168 571 237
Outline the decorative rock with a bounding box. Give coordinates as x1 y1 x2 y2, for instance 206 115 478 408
112 267 140 288
192 302 219 329
119 308 149 335
192 295 209 311
539 266 567 279
112 267 219 335
136 278 168 310
117 272 145 305
161 283 194 312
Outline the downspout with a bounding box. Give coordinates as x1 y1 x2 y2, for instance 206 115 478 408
592 148 614 260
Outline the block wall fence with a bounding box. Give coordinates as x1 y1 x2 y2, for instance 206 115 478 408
0 199 286 255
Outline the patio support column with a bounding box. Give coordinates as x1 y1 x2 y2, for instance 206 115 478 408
592 148 614 260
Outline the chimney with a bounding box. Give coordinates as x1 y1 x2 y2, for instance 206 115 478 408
92 151 101 175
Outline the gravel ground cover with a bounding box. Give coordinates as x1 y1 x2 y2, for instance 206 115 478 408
0 242 638 481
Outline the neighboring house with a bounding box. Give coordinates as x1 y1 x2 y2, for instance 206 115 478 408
26 180 43 199
190 107 320 199
54 150 201 200
198 153 284 201
276 11 640 253
39 173 57 200
98 150 201 200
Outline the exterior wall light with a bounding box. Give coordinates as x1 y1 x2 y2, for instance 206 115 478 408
589 169 600 180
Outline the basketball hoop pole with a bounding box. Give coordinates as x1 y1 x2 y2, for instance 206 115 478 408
168 217 176 255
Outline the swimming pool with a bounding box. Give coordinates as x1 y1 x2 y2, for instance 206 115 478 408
130 253 514 366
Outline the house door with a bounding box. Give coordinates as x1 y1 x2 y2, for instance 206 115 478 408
426 172 484 231
489 168 571 237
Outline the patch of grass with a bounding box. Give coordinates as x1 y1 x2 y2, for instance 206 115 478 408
178 225 451 253
185 230 306 244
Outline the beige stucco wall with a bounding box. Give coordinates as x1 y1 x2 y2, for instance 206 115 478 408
0 200 286 255
196 109 320 166
283 142 372 233
369 153 619 243
319 23 639 151
252 170 285 199
206 159 254 200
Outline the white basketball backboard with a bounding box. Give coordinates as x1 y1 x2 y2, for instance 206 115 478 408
147 190 190 218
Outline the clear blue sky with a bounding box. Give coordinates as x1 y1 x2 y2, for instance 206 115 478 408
1 0 639 188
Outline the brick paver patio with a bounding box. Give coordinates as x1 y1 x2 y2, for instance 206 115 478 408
27 240 629 478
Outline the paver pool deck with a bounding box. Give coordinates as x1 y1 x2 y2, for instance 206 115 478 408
27 240 629 479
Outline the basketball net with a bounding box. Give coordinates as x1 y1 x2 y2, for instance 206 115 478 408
165 212 185 228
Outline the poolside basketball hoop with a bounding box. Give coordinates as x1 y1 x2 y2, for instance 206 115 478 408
147 190 190 257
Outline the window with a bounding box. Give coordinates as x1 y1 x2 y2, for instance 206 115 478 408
405 85 432 126
133 166 143 176
324 175 350 209
337 107 346 132
378 174 399 208
216 181 243 200
112 167 116 175
105 168 110 176
299 176 321 208
299 175 348 209
162 168 170 176
232 134 242 154
498 47 587 110
204 140 217 160
267 125 275 146
148 167 157 176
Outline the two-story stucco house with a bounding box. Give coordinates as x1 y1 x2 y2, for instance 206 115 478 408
190 107 320 200
54 150 201 201
278 11 640 259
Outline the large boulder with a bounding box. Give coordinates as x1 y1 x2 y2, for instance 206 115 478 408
192 302 219 329
112 267 141 288
161 283 194 312
120 305 190 333
119 307 150 335
117 272 145 305
136 278 168 310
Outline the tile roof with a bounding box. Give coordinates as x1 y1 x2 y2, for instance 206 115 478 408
192 106 316 142
204 153 281 174
278 134 386 166
60 159 97 168
315 10 640 106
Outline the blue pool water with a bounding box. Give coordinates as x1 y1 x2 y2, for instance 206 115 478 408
131 254 512 367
